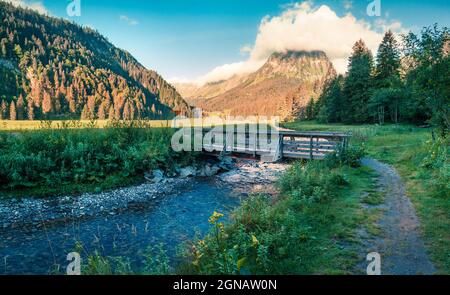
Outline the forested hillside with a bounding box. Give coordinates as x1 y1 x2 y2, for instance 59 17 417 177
0 2 191 120
314 27 449 135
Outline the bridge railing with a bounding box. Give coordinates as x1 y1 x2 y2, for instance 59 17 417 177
279 131 351 160
200 128 351 161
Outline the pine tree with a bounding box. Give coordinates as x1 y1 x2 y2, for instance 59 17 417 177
317 75 344 123
9 100 17 120
108 105 115 120
123 101 132 120
27 97 34 120
342 39 374 123
86 95 96 119
97 102 107 120
67 86 77 114
0 99 8 119
80 104 90 120
305 97 315 120
375 31 401 87
16 94 25 119
42 91 53 115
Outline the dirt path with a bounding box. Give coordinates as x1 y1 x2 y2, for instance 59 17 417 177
360 158 435 275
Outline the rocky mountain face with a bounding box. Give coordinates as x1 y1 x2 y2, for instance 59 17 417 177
0 2 190 120
176 50 336 120
174 74 249 106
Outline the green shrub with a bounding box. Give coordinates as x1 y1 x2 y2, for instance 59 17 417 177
184 161 352 275
422 136 450 198
278 162 347 204
0 121 196 195
326 143 367 168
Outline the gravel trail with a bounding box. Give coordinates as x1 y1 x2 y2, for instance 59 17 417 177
360 158 435 275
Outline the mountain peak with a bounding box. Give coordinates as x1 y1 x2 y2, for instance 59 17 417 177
268 50 328 62
193 50 336 118
253 50 334 82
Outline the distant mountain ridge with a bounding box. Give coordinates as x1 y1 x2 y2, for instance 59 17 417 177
0 2 190 120
175 50 336 119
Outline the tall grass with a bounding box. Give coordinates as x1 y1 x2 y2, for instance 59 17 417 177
0 120 196 197
182 154 371 275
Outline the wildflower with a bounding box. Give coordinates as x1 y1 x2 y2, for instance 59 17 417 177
208 211 224 224
252 235 259 247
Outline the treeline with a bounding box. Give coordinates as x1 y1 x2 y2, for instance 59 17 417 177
309 25 449 135
0 2 190 121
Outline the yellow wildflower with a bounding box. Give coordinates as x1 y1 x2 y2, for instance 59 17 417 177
208 211 224 224
252 235 259 247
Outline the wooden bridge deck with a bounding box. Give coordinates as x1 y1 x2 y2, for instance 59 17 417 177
201 129 350 162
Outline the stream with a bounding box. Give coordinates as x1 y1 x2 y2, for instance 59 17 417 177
0 160 288 275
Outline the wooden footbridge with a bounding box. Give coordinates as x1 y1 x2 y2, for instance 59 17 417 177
201 128 351 162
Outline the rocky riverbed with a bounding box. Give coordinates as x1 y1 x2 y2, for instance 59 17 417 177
0 158 288 229
0 157 290 274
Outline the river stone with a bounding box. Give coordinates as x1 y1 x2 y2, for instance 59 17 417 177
204 164 220 177
145 169 164 183
218 157 234 171
178 166 197 178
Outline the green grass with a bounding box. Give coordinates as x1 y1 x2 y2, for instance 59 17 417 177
361 191 385 206
182 159 375 275
0 121 198 198
0 120 173 131
283 121 450 274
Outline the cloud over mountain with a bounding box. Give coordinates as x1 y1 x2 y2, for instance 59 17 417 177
192 1 403 85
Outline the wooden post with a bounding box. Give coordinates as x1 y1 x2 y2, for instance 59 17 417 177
222 133 227 156
309 136 313 160
278 134 284 161
253 131 257 157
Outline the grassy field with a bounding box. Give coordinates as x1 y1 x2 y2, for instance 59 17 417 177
283 121 450 274
0 120 172 130
0 118 277 131
0 121 198 198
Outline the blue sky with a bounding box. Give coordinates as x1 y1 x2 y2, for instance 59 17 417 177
29 0 450 81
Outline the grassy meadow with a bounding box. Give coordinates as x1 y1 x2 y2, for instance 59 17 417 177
283 121 449 273
0 120 197 198
0 120 173 131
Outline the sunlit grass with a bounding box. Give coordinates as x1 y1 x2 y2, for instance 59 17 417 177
284 121 449 274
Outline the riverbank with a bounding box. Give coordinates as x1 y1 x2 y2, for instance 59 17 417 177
0 158 288 274
183 155 376 275
0 122 198 198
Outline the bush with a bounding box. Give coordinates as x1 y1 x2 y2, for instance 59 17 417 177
184 161 352 275
325 143 367 168
278 161 348 204
0 120 196 195
421 136 449 198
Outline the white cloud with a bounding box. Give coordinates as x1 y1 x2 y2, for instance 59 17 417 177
3 0 48 14
119 15 139 26
191 1 405 85
197 59 265 85
239 44 253 55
